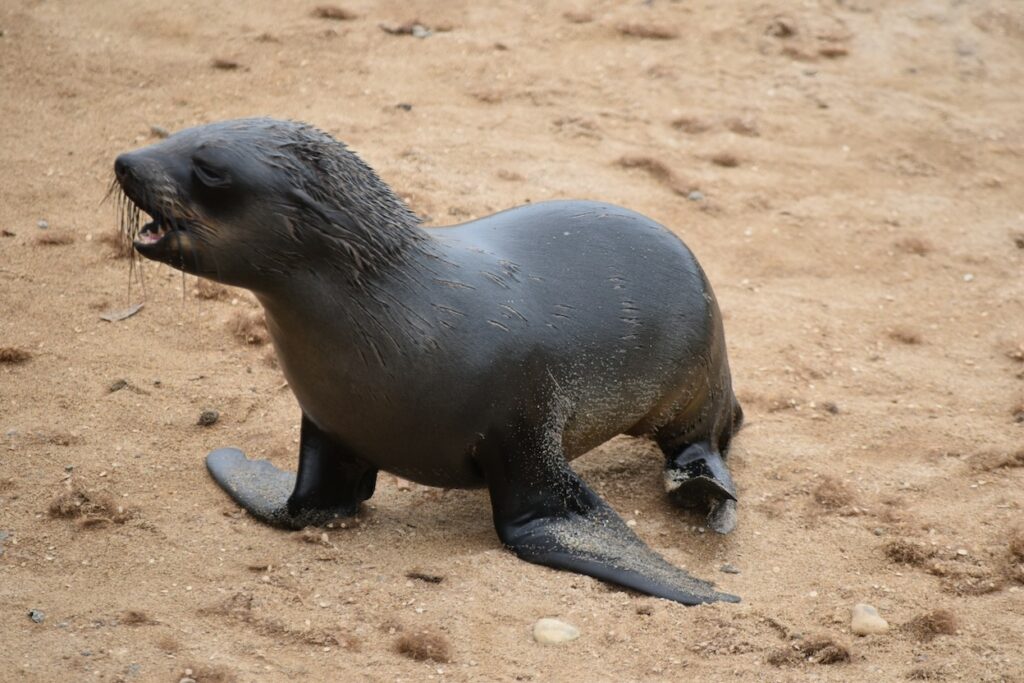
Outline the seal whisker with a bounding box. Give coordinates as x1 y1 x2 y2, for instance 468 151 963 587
109 180 146 302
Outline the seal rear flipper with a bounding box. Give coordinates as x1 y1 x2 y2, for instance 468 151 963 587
477 435 738 606
665 443 738 535
206 415 377 530
510 505 739 605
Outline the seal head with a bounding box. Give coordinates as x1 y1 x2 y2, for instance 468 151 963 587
113 118 423 289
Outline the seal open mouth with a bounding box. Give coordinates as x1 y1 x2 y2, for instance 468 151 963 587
131 209 199 273
111 179 200 273
112 153 197 266
133 210 181 253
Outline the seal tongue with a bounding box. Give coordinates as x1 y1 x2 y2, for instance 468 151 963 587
137 217 169 244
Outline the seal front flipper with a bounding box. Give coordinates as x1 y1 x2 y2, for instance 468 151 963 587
477 433 739 606
665 443 738 535
206 414 377 530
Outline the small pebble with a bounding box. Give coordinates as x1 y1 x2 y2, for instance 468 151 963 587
37 219 49 229
197 410 220 427
28 609 45 624
532 617 580 645
149 125 170 138
687 190 705 202
851 602 889 636
720 563 740 574
962 273 974 282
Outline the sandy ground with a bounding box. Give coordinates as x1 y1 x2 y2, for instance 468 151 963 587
2 0 1023 681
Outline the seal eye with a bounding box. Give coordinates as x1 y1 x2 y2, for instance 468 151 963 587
193 159 231 188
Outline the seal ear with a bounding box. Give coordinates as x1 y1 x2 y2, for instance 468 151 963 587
286 188 354 225
286 187 371 272
286 187 364 235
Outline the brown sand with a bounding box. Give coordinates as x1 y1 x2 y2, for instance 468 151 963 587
2 1 1023 681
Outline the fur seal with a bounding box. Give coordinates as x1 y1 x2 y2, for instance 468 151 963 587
113 118 744 605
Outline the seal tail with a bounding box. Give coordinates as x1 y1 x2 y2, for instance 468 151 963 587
476 432 739 606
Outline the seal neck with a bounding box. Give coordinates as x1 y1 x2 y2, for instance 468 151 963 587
278 139 434 287
253 241 448 383
294 206 432 284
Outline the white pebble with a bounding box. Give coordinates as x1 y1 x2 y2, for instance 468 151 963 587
532 617 580 645
851 603 889 636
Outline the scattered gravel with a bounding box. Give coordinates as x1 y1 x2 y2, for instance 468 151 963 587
197 410 220 427
533 618 579 645
851 602 889 636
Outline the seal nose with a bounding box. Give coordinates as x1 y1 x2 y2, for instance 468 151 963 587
114 154 134 181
